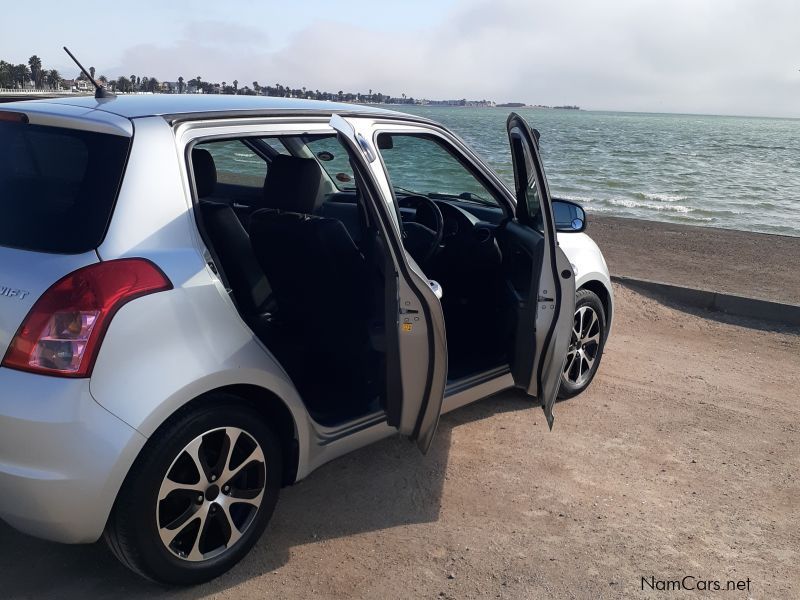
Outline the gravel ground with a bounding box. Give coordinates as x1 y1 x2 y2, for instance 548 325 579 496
1 284 798 599
588 216 800 306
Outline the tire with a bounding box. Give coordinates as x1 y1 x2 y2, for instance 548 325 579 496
104 395 282 585
558 288 607 400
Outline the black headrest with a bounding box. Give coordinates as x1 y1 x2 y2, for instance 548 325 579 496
192 148 217 198
262 155 323 214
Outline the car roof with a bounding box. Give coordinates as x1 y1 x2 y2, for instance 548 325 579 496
9 94 419 121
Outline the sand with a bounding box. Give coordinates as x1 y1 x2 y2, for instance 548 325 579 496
1 283 797 599
588 216 800 306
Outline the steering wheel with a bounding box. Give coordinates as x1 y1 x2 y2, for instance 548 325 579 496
399 195 444 265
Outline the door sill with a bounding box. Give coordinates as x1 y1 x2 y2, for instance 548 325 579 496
445 364 510 396
314 410 388 446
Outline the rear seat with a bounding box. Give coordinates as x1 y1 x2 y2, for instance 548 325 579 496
192 148 275 317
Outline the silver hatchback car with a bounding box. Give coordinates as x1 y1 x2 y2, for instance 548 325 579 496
0 95 612 584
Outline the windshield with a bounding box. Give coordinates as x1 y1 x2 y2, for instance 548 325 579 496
376 133 501 207
0 120 131 253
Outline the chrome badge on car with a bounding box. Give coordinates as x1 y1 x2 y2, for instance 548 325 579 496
0 285 31 300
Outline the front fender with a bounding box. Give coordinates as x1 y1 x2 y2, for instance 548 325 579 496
557 231 614 333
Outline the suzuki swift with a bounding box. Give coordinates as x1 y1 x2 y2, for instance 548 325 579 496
0 95 613 584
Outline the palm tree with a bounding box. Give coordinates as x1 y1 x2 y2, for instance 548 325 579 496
233 80 238 94
177 76 184 94
28 55 42 88
89 66 96 80
253 81 260 94
15 64 31 89
0 61 11 87
46 69 62 90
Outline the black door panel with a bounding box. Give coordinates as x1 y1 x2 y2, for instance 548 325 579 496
496 220 545 387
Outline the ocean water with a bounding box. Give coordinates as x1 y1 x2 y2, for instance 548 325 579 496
211 106 799 237
395 106 800 237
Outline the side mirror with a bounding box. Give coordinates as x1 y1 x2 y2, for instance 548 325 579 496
552 198 587 233
376 133 394 150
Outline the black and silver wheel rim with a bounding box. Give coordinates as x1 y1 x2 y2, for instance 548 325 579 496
156 427 266 562
563 305 602 387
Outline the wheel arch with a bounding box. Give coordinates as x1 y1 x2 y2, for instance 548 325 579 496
112 383 302 510
578 278 613 336
211 383 300 487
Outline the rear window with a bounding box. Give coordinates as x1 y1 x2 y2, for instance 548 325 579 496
0 120 131 253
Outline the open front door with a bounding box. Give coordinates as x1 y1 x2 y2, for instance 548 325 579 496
505 113 576 428
330 114 448 453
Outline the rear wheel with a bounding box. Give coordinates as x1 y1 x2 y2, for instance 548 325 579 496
105 397 282 585
558 288 607 399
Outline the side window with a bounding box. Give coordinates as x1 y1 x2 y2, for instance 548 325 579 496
377 134 501 207
260 137 291 156
196 139 268 189
305 136 356 190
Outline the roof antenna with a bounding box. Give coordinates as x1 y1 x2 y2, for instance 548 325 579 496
63 46 115 100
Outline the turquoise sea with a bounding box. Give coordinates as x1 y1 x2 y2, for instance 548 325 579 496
214 105 799 237
397 106 800 237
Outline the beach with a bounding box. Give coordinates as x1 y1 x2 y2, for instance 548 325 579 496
0 218 797 598
589 215 800 305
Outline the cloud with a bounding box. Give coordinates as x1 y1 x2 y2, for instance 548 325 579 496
114 21 272 82
112 0 800 116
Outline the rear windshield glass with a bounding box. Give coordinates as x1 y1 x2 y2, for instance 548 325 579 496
0 120 131 253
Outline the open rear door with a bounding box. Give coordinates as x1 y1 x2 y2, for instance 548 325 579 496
505 113 576 428
330 114 448 452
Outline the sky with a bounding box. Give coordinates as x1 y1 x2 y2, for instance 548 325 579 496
2 0 799 118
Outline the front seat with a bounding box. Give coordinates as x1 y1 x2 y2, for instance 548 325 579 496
193 148 274 317
249 155 369 337
249 156 376 414
261 154 324 214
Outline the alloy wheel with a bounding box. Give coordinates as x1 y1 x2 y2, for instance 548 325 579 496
156 427 266 562
563 305 602 387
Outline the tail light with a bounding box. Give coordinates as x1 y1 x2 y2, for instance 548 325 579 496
1 259 172 377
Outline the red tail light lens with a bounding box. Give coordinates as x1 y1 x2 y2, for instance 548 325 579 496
1 259 172 377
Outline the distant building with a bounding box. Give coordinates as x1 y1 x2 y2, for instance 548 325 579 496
420 99 495 107
61 78 92 92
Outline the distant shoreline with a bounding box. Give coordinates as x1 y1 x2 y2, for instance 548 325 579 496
362 102 581 110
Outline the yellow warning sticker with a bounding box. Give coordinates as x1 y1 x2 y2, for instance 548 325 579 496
402 323 413 332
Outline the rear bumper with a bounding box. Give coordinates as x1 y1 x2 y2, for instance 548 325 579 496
0 367 146 543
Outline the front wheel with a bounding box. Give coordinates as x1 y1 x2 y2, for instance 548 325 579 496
558 288 607 399
104 397 282 585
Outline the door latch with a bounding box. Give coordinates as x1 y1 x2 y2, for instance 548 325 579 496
537 293 554 302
